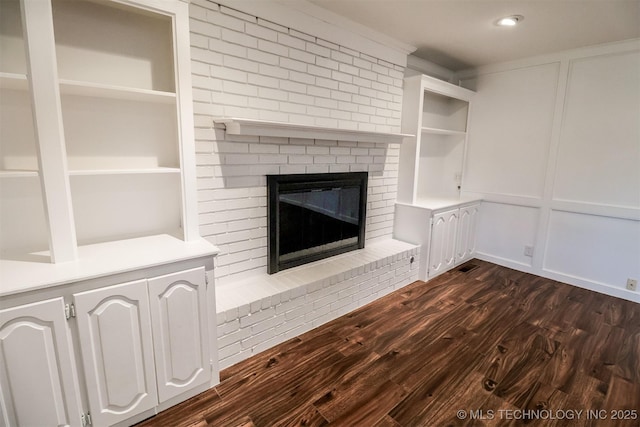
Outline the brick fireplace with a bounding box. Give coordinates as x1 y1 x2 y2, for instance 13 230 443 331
188 0 419 369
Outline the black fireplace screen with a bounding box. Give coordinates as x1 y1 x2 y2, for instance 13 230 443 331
267 172 368 274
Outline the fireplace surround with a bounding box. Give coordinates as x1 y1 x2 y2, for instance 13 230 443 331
267 172 368 273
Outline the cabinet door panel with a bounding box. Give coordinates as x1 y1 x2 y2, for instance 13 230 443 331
148 267 210 403
74 280 157 427
429 208 458 278
456 203 480 263
0 298 81 427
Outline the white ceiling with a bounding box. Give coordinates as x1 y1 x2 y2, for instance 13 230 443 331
306 0 640 71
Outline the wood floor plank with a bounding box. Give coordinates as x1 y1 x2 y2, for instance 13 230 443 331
312 350 399 421
562 371 608 424
239 348 381 427
403 370 493 427
478 322 547 392
521 382 569 427
270 404 328 427
538 327 591 394
612 327 640 384
388 344 484 425
492 334 558 408
600 375 640 427
327 379 406 427
214 331 343 398
136 260 640 427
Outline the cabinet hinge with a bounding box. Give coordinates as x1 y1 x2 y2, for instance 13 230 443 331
205 274 209 285
81 412 92 426
65 303 76 320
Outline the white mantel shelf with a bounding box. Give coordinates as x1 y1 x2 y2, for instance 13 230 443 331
213 118 413 144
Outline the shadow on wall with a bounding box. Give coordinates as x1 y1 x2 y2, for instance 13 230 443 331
214 131 390 189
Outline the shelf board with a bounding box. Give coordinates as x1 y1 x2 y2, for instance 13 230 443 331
214 117 413 144
0 72 28 90
68 167 181 176
59 79 176 104
0 169 39 178
421 126 466 136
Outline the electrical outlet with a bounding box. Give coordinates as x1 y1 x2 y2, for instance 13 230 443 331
524 246 534 257
627 278 638 291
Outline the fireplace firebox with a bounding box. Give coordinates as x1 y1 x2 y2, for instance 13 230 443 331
267 172 368 274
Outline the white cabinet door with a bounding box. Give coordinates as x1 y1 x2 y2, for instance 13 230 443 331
148 267 210 403
428 208 459 278
456 203 480 264
74 280 157 427
0 298 81 427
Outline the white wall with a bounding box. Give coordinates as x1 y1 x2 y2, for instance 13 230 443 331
189 1 406 286
458 40 640 302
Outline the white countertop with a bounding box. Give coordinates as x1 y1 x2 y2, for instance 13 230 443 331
0 234 219 297
398 195 483 211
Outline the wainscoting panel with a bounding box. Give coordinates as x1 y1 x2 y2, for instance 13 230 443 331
461 62 559 199
553 50 640 208
544 210 640 299
458 40 639 301
475 201 540 268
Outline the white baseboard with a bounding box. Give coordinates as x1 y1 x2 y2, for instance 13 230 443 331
475 253 639 303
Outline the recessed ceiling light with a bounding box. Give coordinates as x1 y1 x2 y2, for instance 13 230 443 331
496 15 524 27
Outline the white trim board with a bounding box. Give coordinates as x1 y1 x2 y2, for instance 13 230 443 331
474 252 640 303
455 38 640 80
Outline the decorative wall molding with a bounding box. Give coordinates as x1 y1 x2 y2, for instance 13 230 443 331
455 38 640 80
459 39 640 302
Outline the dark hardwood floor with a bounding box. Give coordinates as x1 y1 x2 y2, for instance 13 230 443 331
137 260 640 426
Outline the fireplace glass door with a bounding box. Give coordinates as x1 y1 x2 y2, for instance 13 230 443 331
267 172 367 273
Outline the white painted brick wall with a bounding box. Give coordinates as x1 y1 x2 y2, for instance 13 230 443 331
216 242 420 370
189 1 406 285
188 4 417 372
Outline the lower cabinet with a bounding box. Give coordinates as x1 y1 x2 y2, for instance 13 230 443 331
0 265 213 427
456 203 480 264
148 268 210 403
394 201 481 280
0 298 82 427
428 208 459 277
428 203 480 279
74 279 159 427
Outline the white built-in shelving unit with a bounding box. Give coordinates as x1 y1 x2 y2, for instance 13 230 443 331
394 74 480 280
0 2 219 426
398 74 474 205
0 0 210 289
0 0 48 259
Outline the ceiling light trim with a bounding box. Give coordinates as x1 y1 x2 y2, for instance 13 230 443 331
496 15 524 27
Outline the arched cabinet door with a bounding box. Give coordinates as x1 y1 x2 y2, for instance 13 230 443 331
148 267 210 403
456 203 480 264
73 280 157 427
0 298 82 427
429 208 459 278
